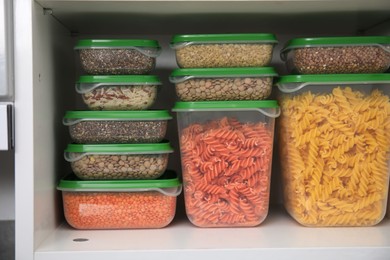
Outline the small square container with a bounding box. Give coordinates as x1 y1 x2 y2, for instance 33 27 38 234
171 33 277 68
281 36 390 74
76 75 162 110
276 74 390 227
57 171 182 229
172 101 280 227
169 67 278 101
64 142 173 180
63 110 171 144
75 39 161 75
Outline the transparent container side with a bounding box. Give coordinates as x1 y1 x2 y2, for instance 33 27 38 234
278 83 390 226
176 110 276 227
0 0 12 101
62 191 177 229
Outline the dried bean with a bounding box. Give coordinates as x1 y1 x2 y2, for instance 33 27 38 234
290 46 390 74
82 85 158 110
70 154 169 180
68 120 167 144
79 49 155 75
175 77 272 101
62 191 176 229
176 44 273 68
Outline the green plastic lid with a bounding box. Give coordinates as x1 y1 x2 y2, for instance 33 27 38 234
277 74 390 93
74 39 161 49
171 33 277 47
57 171 181 195
173 100 279 110
170 67 278 78
63 110 172 125
77 75 162 84
65 142 173 154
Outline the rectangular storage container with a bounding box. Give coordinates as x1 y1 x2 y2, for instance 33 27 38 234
64 143 173 180
169 67 277 101
276 74 390 227
57 171 182 229
63 110 171 144
281 36 390 74
171 33 277 68
76 75 162 110
74 39 161 75
172 101 280 227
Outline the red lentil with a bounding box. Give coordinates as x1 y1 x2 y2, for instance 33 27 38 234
62 191 177 229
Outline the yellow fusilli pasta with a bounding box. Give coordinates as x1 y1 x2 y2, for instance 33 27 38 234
279 87 390 226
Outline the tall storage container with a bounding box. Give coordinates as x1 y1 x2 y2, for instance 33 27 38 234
277 74 390 227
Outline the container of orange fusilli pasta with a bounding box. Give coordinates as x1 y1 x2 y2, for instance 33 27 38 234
173 101 280 227
277 74 390 227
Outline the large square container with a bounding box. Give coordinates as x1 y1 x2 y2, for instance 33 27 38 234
57 171 182 229
64 142 173 180
63 110 171 144
172 101 280 227
76 75 162 110
171 33 277 68
276 74 390 227
169 67 278 101
75 39 161 75
281 36 390 74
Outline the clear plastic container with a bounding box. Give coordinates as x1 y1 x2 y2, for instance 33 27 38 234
75 39 161 75
281 36 390 74
172 101 280 227
63 110 171 144
64 143 173 180
76 75 162 110
171 33 277 68
276 74 390 227
169 67 278 101
57 171 182 229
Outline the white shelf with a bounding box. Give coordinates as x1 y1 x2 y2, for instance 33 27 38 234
35 207 390 260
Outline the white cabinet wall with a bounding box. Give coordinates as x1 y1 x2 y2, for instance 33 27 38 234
14 1 390 260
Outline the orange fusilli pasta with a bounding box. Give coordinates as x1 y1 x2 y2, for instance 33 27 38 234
180 117 274 227
279 87 390 226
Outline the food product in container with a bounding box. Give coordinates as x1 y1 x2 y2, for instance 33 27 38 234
57 171 181 229
63 110 171 144
173 101 280 227
277 74 390 226
171 33 277 68
169 67 277 101
64 142 173 180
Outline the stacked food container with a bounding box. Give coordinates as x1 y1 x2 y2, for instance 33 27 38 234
170 33 280 227
277 36 390 226
58 39 182 229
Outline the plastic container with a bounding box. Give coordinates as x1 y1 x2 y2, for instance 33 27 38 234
76 75 162 110
281 36 390 74
57 171 182 229
63 110 171 144
171 33 277 68
172 101 280 227
169 67 278 101
75 39 161 75
276 74 390 227
64 142 173 180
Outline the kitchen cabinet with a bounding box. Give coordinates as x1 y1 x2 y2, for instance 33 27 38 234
14 1 390 260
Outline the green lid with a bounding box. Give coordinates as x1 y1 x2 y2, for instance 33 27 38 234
283 36 390 48
65 142 173 154
171 33 277 45
276 74 390 93
64 110 172 121
173 100 279 110
170 67 278 78
75 39 161 49
57 171 181 195
77 75 162 84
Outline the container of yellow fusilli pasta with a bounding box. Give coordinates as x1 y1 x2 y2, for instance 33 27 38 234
276 74 390 227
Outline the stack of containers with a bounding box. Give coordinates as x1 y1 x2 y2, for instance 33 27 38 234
277 36 390 226
58 39 182 230
170 33 280 227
